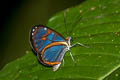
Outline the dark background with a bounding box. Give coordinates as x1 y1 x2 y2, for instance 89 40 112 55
0 0 84 70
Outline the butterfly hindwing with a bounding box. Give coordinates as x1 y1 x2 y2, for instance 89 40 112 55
37 45 67 66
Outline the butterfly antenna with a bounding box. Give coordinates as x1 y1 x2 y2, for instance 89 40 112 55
64 10 69 37
69 14 82 36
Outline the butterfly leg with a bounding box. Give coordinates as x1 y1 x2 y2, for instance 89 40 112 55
53 63 61 71
62 59 64 66
68 50 76 63
71 42 89 48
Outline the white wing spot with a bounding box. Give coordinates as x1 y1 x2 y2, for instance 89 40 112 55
32 29 35 31
44 28 47 30
35 26 37 29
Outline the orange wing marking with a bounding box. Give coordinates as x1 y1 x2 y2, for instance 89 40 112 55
45 62 60 65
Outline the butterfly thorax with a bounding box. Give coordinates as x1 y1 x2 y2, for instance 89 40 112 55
66 36 71 50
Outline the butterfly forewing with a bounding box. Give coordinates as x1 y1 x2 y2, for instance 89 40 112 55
30 25 68 66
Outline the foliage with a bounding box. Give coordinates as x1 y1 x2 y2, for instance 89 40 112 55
0 0 120 80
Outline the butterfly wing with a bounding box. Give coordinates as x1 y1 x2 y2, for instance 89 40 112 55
30 25 68 67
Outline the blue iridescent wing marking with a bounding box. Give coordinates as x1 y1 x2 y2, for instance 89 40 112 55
43 45 66 62
30 25 67 66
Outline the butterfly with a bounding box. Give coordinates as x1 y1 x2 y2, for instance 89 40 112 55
29 11 88 71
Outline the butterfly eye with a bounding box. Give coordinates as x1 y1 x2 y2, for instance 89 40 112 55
66 37 69 40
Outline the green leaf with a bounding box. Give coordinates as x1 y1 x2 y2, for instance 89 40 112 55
0 0 120 80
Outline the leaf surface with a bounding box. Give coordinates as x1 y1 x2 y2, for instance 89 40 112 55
0 0 120 80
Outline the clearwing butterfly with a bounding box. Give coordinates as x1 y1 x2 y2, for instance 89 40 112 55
29 11 88 71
